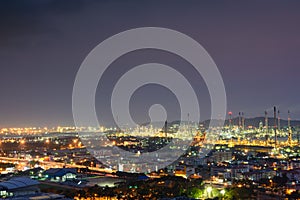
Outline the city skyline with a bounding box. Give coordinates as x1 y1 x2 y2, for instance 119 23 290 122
1 1 300 199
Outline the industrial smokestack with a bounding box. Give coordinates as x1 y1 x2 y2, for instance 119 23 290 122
288 110 292 146
164 120 168 137
242 112 245 130
274 106 277 148
265 111 268 133
238 112 241 128
228 111 233 131
278 110 280 130
288 110 291 128
265 110 269 144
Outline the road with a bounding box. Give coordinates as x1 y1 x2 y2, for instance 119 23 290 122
0 156 115 173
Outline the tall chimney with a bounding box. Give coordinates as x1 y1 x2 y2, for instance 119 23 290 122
288 110 292 146
242 112 245 130
228 111 233 131
274 106 277 148
288 110 291 128
238 112 241 129
164 120 168 137
278 110 281 131
265 111 268 133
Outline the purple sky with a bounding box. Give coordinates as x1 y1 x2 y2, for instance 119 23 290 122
0 0 300 127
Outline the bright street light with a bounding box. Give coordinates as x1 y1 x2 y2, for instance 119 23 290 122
220 189 225 196
206 186 212 198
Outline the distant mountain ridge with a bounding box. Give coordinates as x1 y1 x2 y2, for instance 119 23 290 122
201 117 300 128
141 117 300 129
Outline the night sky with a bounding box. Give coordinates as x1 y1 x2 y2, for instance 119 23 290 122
0 0 300 127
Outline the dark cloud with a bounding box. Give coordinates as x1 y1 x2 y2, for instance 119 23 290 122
0 0 300 127
0 0 90 41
